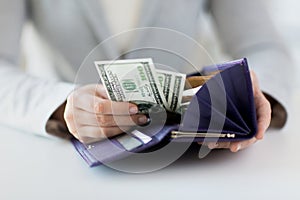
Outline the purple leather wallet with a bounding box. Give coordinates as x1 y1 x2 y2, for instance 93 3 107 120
71 58 257 167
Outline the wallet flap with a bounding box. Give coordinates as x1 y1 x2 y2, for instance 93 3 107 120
72 124 179 167
177 58 257 142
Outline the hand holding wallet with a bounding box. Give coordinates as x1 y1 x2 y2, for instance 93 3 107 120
72 58 258 167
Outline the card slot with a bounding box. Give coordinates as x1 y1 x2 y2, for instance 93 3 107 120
196 62 256 134
197 96 250 134
116 134 143 151
210 61 257 132
224 92 250 132
180 88 250 135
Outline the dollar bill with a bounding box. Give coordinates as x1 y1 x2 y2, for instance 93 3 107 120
156 69 186 112
95 58 169 110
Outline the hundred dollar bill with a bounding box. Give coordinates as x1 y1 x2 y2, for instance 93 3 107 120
156 69 186 112
95 58 169 111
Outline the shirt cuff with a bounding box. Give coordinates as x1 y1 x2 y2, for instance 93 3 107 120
35 82 75 138
244 49 296 129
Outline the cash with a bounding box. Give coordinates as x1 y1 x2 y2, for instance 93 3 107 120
156 69 186 111
95 58 187 113
95 58 169 110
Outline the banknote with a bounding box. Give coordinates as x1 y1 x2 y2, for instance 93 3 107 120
156 69 186 111
95 58 169 111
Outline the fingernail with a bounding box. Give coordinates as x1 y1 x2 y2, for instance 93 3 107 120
256 133 264 140
138 116 148 124
129 106 138 114
236 144 241 152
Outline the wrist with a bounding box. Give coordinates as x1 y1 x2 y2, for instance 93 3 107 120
46 101 73 139
50 101 67 127
263 93 287 128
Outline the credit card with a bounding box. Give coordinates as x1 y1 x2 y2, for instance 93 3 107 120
116 134 143 151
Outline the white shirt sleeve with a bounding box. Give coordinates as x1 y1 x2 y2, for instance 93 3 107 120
210 0 296 128
0 0 75 138
0 61 74 137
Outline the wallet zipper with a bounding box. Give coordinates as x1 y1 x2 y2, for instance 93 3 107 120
171 131 236 139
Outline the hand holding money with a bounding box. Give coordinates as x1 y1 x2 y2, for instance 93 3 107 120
63 84 149 144
64 58 211 143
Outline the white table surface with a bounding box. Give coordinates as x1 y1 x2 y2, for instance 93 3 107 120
0 86 299 200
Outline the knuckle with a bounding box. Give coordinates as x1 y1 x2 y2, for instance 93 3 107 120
96 101 106 114
67 94 79 108
67 93 76 102
66 94 72 102
98 115 113 127
264 100 272 116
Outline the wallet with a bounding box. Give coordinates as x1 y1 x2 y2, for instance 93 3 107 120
71 58 257 167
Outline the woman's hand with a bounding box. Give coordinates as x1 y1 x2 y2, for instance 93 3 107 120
63 84 148 144
205 71 272 152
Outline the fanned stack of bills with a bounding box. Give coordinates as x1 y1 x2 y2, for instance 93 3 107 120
95 58 186 113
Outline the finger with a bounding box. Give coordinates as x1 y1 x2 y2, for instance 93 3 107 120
69 94 103 113
69 109 99 126
64 103 78 136
76 126 130 140
97 114 149 127
230 137 257 152
68 84 109 113
77 84 109 98
250 71 260 95
250 71 271 140
94 100 139 115
70 93 139 116
94 84 109 98
74 112 148 127
206 142 231 149
255 93 271 140
79 136 106 144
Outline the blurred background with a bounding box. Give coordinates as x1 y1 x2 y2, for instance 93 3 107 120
21 0 300 80
270 0 300 64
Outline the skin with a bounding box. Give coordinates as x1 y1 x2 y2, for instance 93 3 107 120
58 70 271 151
63 84 148 144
